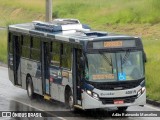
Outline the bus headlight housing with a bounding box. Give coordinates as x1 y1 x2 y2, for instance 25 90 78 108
86 90 99 100
92 92 99 100
86 90 92 96
137 87 146 97
142 87 145 93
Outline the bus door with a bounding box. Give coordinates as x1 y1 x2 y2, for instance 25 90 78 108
42 42 50 95
13 35 22 86
73 48 83 105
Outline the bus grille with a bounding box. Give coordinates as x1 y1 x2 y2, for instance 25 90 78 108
88 80 143 90
100 95 137 104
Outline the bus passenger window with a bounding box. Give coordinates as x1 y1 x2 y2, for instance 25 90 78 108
61 43 72 69
9 33 13 54
51 41 61 66
30 37 40 61
22 35 30 58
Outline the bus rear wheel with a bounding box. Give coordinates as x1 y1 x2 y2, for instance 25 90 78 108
27 76 35 99
117 107 128 111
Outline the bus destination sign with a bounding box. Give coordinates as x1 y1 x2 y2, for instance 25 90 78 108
104 41 122 48
92 40 136 49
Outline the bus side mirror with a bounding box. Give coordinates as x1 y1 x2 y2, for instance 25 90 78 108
143 52 147 63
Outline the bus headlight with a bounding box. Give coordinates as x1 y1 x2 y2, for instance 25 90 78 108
86 90 99 100
137 87 146 97
86 90 92 96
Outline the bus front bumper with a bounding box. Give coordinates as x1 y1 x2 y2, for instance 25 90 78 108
82 90 146 109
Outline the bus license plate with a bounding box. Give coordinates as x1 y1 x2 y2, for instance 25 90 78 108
114 100 124 104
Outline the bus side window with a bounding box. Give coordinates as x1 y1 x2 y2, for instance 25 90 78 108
51 41 61 66
9 32 13 54
61 43 72 70
30 37 41 61
22 35 30 58
50 41 62 83
8 32 13 70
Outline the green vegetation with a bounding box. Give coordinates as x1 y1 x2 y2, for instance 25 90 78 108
0 0 160 26
0 31 7 63
0 0 160 101
53 0 160 25
144 38 160 101
0 0 45 26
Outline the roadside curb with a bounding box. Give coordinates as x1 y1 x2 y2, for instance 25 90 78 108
147 99 160 108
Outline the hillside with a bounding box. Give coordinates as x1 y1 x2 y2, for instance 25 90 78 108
0 0 160 25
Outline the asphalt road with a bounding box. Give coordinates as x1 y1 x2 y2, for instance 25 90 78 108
0 27 6 30
0 66 160 120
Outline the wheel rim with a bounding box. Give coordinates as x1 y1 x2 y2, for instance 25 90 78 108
28 83 32 97
69 95 73 109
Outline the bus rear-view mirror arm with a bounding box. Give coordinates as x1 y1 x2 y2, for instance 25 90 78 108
143 51 147 63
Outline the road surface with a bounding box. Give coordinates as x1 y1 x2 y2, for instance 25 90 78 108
0 66 160 120
0 27 6 30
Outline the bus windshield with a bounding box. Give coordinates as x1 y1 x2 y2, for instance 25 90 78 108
85 51 144 82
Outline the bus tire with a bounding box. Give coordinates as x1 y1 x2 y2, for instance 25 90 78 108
117 106 128 111
68 90 74 110
66 89 76 111
27 76 35 99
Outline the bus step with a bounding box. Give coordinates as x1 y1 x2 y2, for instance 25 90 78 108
44 95 51 100
74 105 83 110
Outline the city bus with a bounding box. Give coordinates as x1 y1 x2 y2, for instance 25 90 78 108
8 19 146 111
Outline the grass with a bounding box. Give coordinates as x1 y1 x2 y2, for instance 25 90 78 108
0 0 45 26
0 0 160 26
0 30 7 63
143 38 160 101
0 0 160 101
51 0 160 25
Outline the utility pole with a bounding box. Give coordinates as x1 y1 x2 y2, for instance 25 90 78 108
45 0 52 22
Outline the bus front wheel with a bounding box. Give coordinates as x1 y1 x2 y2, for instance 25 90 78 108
27 76 35 99
66 89 76 111
68 91 74 110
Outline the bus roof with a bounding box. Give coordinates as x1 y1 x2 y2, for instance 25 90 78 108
8 19 139 44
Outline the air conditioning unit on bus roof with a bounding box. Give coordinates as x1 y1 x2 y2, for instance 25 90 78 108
53 18 81 24
32 19 90 33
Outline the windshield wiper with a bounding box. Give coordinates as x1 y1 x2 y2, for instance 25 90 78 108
122 50 130 65
99 52 114 74
99 52 112 67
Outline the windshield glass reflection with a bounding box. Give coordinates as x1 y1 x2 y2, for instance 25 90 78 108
85 51 144 82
